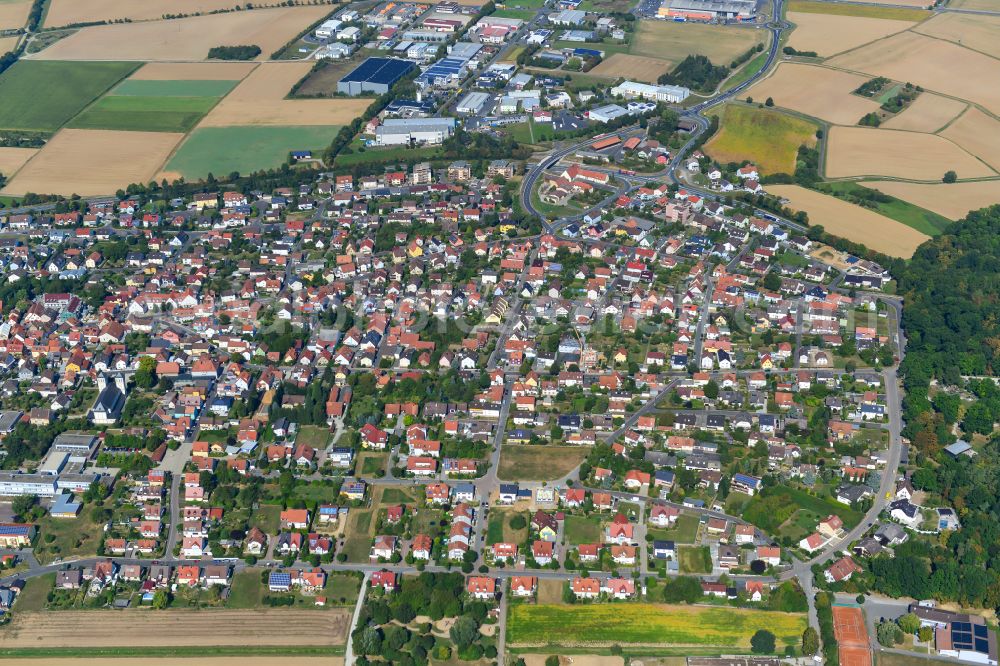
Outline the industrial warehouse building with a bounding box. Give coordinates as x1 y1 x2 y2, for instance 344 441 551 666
457 91 492 115
338 57 417 95
375 117 457 146
658 0 758 20
611 80 690 103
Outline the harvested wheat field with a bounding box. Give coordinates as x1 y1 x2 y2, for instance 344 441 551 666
130 61 258 80
785 12 916 56
747 63 879 125
3 654 344 666
631 20 764 67
828 32 1000 116
0 35 20 53
0 147 37 175
590 54 672 83
0 0 29 30
861 180 1000 220
881 93 966 133
769 185 929 257
35 6 329 61
1 129 184 196
940 107 1000 172
825 126 995 180
198 61 372 126
0 609 349 648
914 12 1000 59
44 0 286 27
522 656 625 666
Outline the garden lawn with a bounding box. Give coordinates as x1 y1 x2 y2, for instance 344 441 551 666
250 504 282 534
296 425 333 449
0 60 139 131
678 546 713 574
564 515 601 545
14 573 54 611
508 603 808 647
227 570 265 608
648 513 700 544
742 486 864 532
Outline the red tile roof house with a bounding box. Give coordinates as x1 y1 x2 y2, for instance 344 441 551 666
606 514 634 544
371 570 398 591
799 531 826 553
491 542 518 563
571 576 601 599
371 535 398 560
624 469 651 490
602 577 636 599
611 544 637 565
466 576 497 600
510 575 537 597
280 509 310 530
532 540 555 565
825 555 863 583
577 543 601 562
411 534 433 560
649 504 679 528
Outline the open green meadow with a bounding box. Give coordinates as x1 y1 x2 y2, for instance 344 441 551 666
508 603 808 648
69 95 218 132
164 125 339 178
112 79 239 97
815 181 951 236
705 103 818 175
0 60 138 131
492 8 537 19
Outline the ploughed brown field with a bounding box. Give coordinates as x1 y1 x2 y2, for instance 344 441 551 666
0 609 350 648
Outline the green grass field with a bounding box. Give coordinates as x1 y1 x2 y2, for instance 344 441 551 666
742 485 864 533
69 95 218 132
164 125 339 179
564 515 602 545
508 604 808 648
787 0 929 21
0 60 139 131
648 513 700 543
815 181 952 236
705 103 818 176
491 8 537 19
112 79 239 97
227 570 265 608
14 573 54 611
678 545 713 573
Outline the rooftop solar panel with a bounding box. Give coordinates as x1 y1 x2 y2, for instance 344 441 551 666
974 625 987 638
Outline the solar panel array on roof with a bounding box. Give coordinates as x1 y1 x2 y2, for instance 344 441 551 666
338 57 417 95
0 525 29 535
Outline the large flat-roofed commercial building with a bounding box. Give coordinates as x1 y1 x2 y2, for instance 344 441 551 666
611 80 690 103
338 57 418 95
375 117 457 146
658 0 758 20
457 91 491 115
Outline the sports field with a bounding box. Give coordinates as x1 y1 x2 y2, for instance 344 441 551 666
69 95 219 132
0 609 349 648
161 125 338 179
785 12 916 57
881 93 965 133
0 0 29 30
705 103 817 176
507 604 807 648
768 185 930 257
44 0 278 27
825 126 995 180
828 32 1000 116
197 62 372 126
1 129 184 196
0 60 138 131
859 180 1000 220
747 63 879 125
35 6 329 61
630 21 764 68
832 606 872 666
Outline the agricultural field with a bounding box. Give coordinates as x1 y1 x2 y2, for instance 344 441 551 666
940 107 1000 172
913 12 1000 59
0 35 20 53
784 12 917 57
704 103 818 176
44 0 295 27
881 93 966 133
35 6 330 61
69 95 219 133
160 125 337 181
0 609 349 649
767 185 930 257
112 79 240 97
497 445 591 481
129 62 257 81
828 32 1000 116
197 62 372 127
0 60 138 131
0 0 29 30
507 604 808 648
747 63 880 125
825 126 994 180
858 180 1000 220
7 659 342 666
589 54 671 84
786 0 930 21
630 21 764 69
0 147 37 176
814 181 952 235
2 129 183 196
